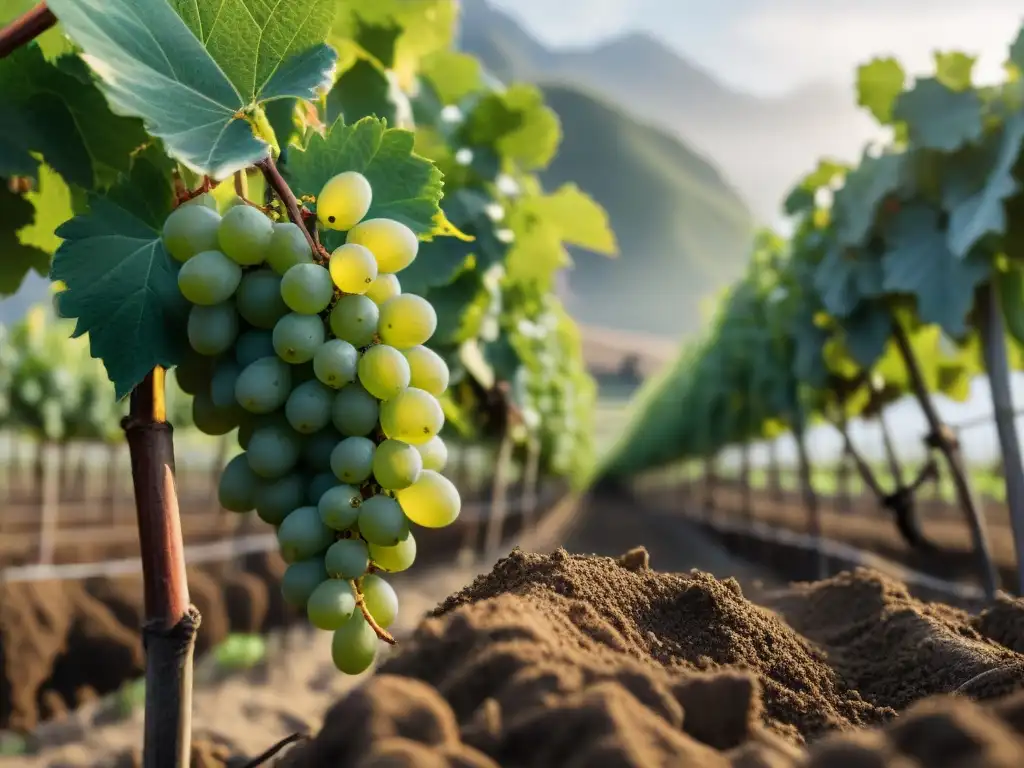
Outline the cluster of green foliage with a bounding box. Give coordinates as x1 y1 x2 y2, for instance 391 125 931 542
603 27 1024 477
0 0 616 481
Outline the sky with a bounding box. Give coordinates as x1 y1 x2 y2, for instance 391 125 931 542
485 0 1023 96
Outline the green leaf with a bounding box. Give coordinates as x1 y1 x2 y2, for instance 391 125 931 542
534 184 617 256
814 242 884 318
790 307 829 389
944 113 1024 257
839 302 891 368
47 0 338 178
856 58 905 124
421 51 483 106
834 150 905 246
285 117 443 235
463 84 561 170
0 187 50 296
49 161 188 398
934 51 975 92
428 270 483 346
326 56 403 127
0 46 147 189
881 205 990 336
783 158 848 215
1012 27 1024 72
892 78 984 152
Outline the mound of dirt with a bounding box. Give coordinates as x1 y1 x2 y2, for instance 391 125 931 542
279 548 1024 768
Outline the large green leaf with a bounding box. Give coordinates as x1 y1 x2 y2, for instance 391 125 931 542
856 58 905 125
284 116 443 235
401 189 493 294
0 187 50 297
535 184 617 256
881 205 990 336
839 302 891 368
814 241 884 318
892 77 984 152
462 84 561 171
49 157 188 398
46 0 338 178
0 46 147 188
944 113 1024 257
834 151 905 247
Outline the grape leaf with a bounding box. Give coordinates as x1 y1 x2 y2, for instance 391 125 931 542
933 51 975 92
0 46 147 188
892 78 984 152
881 205 990 337
783 158 848 215
284 116 443 235
326 55 404 128
944 113 1024 257
790 306 829 389
535 184 617 256
834 151 905 247
856 58 905 125
46 0 337 179
421 51 483 106
838 302 891 368
49 158 188 398
1012 27 1024 72
462 84 561 171
814 242 884 318
0 187 51 296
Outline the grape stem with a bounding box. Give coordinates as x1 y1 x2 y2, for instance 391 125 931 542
349 579 397 645
175 175 215 206
0 2 56 58
255 154 329 262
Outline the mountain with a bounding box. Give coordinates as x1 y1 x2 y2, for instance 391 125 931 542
538 85 752 335
458 0 881 223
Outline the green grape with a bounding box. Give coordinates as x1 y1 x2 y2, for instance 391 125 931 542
188 302 238 355
235 356 292 414
256 473 307 526
285 379 334 434
357 345 410 401
365 273 400 305
346 218 418 273
379 388 444 445
281 263 334 315
372 439 422 490
277 506 335 563
331 384 379 436
329 295 379 347
210 359 242 409
317 171 372 231
357 494 410 546
274 313 325 364
246 424 301 478
303 428 342 472
329 243 378 294
162 204 221 262
368 532 416 573
396 470 461 528
218 204 273 265
325 538 369 579
415 436 448 472
403 345 449 396
330 436 375 484
237 270 289 329
267 222 314 275
361 574 398 629
218 454 259 512
281 557 328 608
318 484 362 530
192 390 240 435
307 579 356 630
174 350 214 395
184 192 219 211
176 250 242 305
235 329 276 367
309 472 339 506
313 339 358 389
378 295 436 348
331 612 378 675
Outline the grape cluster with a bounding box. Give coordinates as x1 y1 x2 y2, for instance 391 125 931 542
163 173 460 674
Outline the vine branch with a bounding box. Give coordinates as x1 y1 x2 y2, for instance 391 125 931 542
349 579 396 645
0 2 56 59
255 155 327 261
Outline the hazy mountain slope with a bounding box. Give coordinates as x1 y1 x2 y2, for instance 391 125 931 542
539 85 752 335
458 0 880 222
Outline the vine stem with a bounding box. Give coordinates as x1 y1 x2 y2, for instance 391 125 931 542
255 155 327 261
0 2 55 58
349 579 396 645
891 319 999 597
123 368 198 768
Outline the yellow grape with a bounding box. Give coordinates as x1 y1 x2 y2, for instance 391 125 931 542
365 273 401 305
379 387 444 445
317 171 372 231
346 218 418 273
378 294 436 348
329 243 378 295
396 470 461 528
